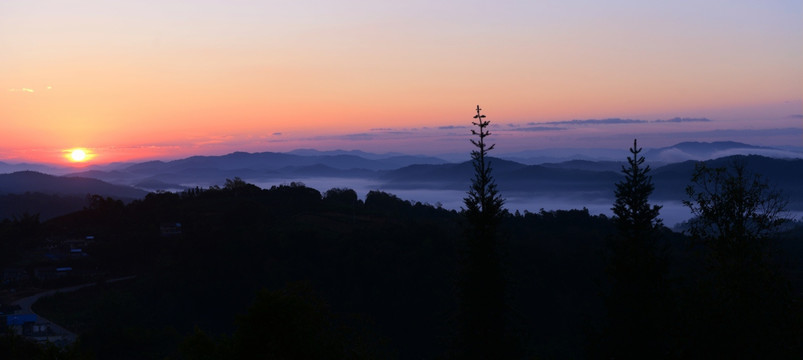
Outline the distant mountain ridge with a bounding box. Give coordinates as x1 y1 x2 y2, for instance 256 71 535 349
380 155 803 209
0 143 802 222
0 161 63 175
497 141 802 165
0 171 147 199
56 151 447 190
645 141 802 163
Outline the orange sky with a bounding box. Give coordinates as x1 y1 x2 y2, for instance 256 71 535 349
1 1 801 165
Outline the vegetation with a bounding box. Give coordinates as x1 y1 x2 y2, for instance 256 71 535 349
679 161 802 358
454 105 514 359
595 139 670 358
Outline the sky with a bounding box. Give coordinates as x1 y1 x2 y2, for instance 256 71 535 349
1 0 801 165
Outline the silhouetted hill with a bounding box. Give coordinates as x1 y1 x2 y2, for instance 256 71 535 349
0 161 62 174
66 170 138 184
539 160 625 172
377 155 803 210
280 164 376 178
4 176 802 358
651 155 803 203
0 171 147 220
380 157 621 194
122 151 445 174
500 165 621 193
0 192 87 220
0 171 147 199
379 158 526 189
288 148 448 164
645 141 801 162
18 183 625 359
62 151 447 190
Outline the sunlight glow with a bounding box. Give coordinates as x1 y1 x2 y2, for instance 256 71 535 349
66 148 93 163
71 149 86 161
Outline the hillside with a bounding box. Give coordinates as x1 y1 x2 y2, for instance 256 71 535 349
1 180 800 359
0 171 147 199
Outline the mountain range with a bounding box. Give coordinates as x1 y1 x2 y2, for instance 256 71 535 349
0 141 801 221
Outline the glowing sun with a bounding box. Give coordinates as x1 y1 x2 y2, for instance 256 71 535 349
71 149 87 161
66 148 92 163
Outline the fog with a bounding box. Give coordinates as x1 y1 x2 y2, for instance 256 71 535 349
249 177 701 228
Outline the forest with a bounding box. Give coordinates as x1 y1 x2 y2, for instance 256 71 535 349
1 130 802 359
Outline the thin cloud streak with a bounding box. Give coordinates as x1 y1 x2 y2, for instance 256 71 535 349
541 118 648 125
508 126 566 132
653 117 712 123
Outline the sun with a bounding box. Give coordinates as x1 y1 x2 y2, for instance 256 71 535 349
65 148 93 163
71 149 87 161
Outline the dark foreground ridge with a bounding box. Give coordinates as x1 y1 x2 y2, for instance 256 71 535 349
0 177 801 359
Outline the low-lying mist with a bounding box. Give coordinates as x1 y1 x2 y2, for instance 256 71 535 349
248 177 705 228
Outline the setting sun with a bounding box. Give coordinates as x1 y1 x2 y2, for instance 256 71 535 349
71 149 86 161
66 148 93 163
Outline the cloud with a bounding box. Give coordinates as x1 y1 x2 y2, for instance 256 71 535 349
272 132 282 136
370 128 393 131
787 114 803 119
8 86 52 93
524 116 713 127
319 131 416 141
543 118 647 125
509 126 566 132
653 117 711 123
341 133 376 141
438 125 468 130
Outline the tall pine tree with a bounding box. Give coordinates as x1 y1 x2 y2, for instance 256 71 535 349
612 139 662 240
454 105 511 359
598 139 669 358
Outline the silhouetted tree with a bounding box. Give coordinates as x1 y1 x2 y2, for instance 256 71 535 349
596 139 670 358
680 160 801 358
223 177 261 196
684 161 788 270
612 139 663 246
324 188 358 204
464 105 504 228
454 105 512 359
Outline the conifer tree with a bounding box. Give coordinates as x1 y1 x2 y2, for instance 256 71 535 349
464 105 504 226
600 139 668 358
612 139 662 239
454 105 510 359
